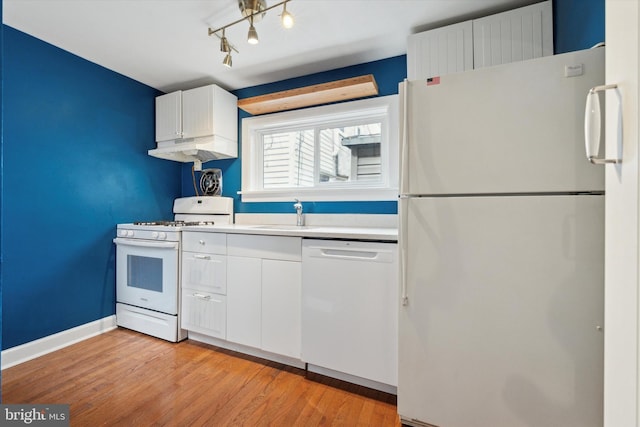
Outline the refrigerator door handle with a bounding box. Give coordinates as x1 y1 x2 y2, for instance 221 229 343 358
399 79 409 306
585 83 622 164
399 197 409 306
400 79 410 196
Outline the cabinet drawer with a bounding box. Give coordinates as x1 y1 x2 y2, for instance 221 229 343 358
227 234 301 261
182 232 226 254
182 251 226 294
181 288 226 339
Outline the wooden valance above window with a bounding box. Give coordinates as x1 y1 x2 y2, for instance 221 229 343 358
237 74 379 115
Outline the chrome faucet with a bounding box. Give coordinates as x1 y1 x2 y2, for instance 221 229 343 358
294 199 304 226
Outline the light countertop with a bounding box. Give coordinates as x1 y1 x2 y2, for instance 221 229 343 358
182 223 398 241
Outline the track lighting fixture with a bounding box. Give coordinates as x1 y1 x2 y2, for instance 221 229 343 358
220 29 231 53
281 2 294 29
247 16 259 45
208 0 294 68
223 53 233 68
239 0 267 19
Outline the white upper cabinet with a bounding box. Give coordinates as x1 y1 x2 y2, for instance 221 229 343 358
155 91 182 142
155 84 238 144
407 0 553 80
473 1 553 68
182 85 237 141
407 21 474 80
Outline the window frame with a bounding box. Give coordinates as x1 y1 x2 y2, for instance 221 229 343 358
240 95 399 202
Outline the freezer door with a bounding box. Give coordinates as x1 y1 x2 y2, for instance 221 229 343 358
401 48 605 195
398 195 604 427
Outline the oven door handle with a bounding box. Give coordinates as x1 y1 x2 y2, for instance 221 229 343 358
113 238 178 250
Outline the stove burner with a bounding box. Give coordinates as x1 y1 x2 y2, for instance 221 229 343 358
132 220 215 227
183 221 216 226
133 220 184 226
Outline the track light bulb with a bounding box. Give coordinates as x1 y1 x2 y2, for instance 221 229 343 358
281 3 294 29
247 18 259 44
223 53 232 68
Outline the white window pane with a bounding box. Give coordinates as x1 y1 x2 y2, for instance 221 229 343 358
319 123 382 183
263 130 315 188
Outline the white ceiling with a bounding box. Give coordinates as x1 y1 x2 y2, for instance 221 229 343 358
3 0 538 93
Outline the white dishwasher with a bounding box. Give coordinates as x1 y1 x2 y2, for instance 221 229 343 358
301 239 398 392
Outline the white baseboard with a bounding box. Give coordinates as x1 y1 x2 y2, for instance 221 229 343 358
188 332 306 370
1 315 117 370
307 364 397 395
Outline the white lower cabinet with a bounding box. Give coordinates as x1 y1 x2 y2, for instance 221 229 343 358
180 230 396 391
261 259 301 358
181 289 226 339
226 234 302 359
226 255 262 348
181 231 227 339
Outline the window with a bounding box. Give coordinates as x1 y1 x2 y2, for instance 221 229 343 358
241 95 399 202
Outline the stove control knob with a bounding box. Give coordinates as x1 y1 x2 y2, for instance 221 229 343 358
152 232 159 239
126 230 134 238
117 230 127 237
158 232 167 240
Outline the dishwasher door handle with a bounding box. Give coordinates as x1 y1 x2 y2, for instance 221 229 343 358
321 248 379 260
306 246 394 262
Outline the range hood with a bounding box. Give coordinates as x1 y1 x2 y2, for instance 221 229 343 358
148 135 238 163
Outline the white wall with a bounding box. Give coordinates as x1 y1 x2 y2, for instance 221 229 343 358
604 1 640 426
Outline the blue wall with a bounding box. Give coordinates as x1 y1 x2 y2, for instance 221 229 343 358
181 55 406 216
1 26 182 349
185 0 605 216
554 0 605 54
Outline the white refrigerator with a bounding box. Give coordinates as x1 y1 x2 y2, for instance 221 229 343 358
398 48 605 427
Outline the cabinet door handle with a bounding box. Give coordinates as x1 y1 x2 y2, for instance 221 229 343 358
194 254 211 260
193 293 211 300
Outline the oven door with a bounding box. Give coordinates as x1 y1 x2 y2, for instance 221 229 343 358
114 237 179 315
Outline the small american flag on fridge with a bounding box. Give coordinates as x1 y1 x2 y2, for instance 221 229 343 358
426 76 440 86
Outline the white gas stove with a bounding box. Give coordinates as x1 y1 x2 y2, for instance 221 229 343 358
114 196 233 342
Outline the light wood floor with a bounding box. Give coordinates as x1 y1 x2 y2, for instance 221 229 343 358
2 328 401 426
